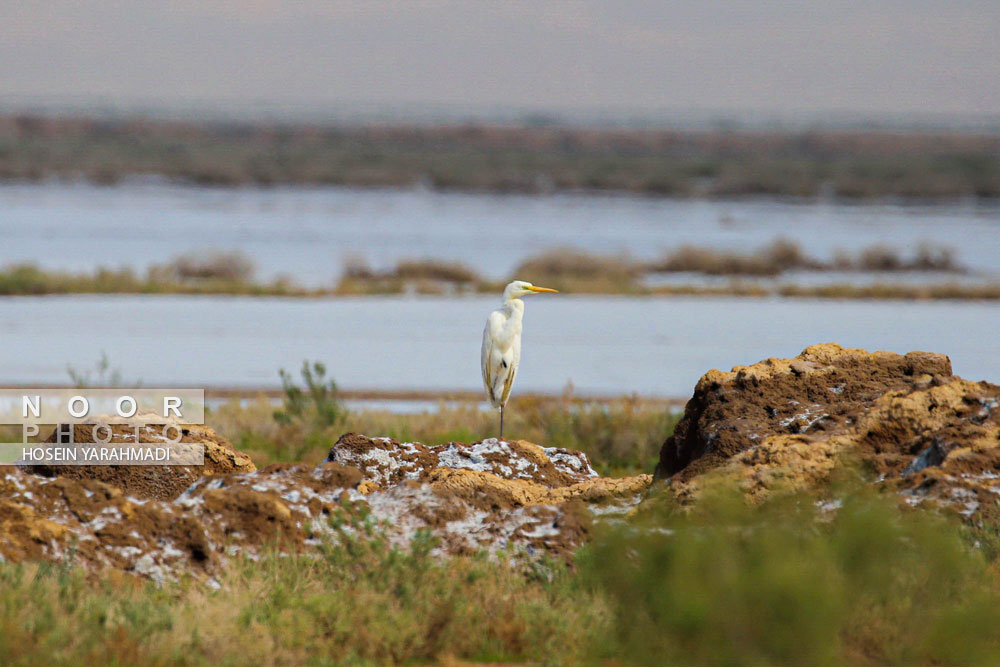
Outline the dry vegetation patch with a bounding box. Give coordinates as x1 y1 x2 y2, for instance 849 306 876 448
2 115 998 199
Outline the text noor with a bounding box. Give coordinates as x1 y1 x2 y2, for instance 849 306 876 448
21 395 187 420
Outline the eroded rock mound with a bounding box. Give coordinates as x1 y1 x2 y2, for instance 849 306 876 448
655 343 1000 518
1 434 649 580
328 433 648 512
24 424 256 501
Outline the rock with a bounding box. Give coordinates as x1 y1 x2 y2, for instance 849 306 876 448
327 433 601 493
653 343 1000 518
24 424 256 501
0 433 649 579
326 433 650 512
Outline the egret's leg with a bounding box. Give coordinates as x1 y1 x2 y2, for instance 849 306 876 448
499 406 505 440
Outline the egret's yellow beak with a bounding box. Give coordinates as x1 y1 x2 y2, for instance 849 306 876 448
528 285 558 293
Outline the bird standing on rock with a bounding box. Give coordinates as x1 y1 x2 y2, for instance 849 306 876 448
481 280 558 439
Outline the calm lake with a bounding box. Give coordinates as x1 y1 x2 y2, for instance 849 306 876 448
1 294 997 397
2 182 997 398
1 181 998 285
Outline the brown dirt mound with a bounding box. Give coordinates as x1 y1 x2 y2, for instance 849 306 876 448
21 424 256 501
654 343 1000 518
328 433 603 491
1 434 649 579
326 433 651 512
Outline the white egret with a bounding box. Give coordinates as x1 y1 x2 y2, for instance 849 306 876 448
481 280 558 439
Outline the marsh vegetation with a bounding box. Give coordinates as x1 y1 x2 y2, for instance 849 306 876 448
1 241 995 300
3 115 998 200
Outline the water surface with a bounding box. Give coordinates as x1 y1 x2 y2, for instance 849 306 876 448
1 294 996 397
2 181 997 285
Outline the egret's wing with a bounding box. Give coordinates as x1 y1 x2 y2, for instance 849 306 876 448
481 313 501 405
500 360 517 406
481 340 496 403
498 336 520 407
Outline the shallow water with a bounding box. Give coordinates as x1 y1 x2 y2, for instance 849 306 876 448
1 181 998 285
1 294 997 397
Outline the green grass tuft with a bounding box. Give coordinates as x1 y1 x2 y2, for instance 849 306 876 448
582 488 1000 665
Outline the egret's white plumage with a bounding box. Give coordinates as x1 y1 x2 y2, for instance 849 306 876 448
481 280 558 438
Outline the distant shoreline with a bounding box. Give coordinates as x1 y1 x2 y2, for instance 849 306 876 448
2 114 997 201
0 385 687 406
0 276 998 301
2 245 999 301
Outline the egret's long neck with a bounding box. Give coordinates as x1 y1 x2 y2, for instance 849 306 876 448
503 295 524 310
503 297 525 316
499 297 525 338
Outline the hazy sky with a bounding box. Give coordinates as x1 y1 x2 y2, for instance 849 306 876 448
3 1 998 121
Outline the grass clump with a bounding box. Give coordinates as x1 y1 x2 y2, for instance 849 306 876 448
148 250 256 283
583 488 1000 665
220 532 604 664
652 239 963 277
336 257 485 295
273 360 346 430
0 532 607 665
846 241 959 272
651 238 817 276
66 351 125 388
0 263 144 295
512 247 643 293
0 259 307 297
394 259 479 284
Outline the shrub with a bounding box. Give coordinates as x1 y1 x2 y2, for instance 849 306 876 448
858 245 902 271
273 361 346 430
394 259 479 283
0 531 607 665
149 250 255 283
651 239 813 277
512 247 642 292
581 489 1000 665
912 241 958 271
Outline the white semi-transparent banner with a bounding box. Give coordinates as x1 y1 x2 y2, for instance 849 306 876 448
0 388 206 465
